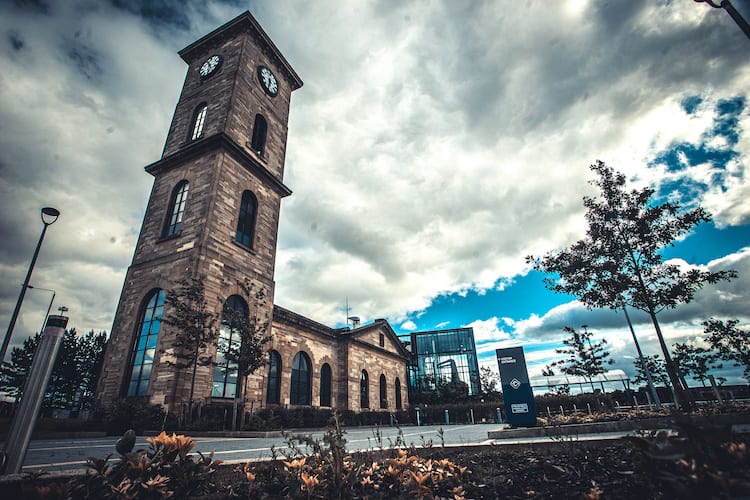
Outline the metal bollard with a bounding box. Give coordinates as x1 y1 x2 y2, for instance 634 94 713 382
2 315 68 474
470 408 475 424
497 407 503 424
444 409 450 425
416 408 421 426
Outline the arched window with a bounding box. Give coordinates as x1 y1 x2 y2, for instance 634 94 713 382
290 352 311 405
191 103 207 140
212 295 247 398
250 114 267 156
360 370 369 409
395 377 402 410
379 374 388 409
127 289 165 397
320 363 332 407
267 350 281 404
163 180 189 237
235 191 257 248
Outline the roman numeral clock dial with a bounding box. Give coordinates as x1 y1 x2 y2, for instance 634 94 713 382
258 66 278 97
199 55 223 78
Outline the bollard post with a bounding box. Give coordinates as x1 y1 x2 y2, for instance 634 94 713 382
2 315 68 474
546 406 551 417
416 408 421 426
444 409 449 425
496 407 503 424
587 403 592 415
470 408 475 424
559 405 564 416
389 413 394 427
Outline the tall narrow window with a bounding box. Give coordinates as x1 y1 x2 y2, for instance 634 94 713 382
235 190 257 248
212 295 247 398
320 363 332 407
360 370 369 409
379 374 388 409
290 352 312 405
191 103 207 140
379 333 385 347
127 289 165 397
250 114 267 156
163 180 189 237
267 350 281 404
395 377 402 410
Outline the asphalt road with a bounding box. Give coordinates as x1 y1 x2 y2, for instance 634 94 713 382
20 423 501 473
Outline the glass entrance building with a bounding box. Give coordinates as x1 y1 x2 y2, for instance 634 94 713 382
399 328 481 401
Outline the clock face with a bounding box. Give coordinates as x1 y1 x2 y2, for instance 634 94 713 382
199 55 223 78
257 66 278 96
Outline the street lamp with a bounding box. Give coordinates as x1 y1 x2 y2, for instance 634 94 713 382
26 285 56 337
0 207 60 364
695 0 750 39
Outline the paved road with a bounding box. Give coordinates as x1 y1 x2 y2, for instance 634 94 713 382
20 424 501 473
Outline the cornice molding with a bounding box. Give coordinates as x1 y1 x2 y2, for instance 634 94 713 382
144 133 292 198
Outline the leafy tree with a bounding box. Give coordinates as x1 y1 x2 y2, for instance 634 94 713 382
527 161 736 407
703 318 750 383
548 325 614 391
633 354 670 387
0 333 40 403
0 328 107 412
479 366 501 399
162 276 218 423
673 342 723 387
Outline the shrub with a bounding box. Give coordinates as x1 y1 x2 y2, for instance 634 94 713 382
102 399 168 435
240 413 471 499
67 430 221 499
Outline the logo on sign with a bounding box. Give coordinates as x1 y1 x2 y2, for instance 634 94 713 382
509 378 521 389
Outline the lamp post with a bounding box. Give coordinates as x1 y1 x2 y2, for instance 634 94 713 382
0 207 60 364
26 285 56 338
695 0 750 39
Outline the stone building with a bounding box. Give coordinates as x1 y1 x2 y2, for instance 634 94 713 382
95 11 409 416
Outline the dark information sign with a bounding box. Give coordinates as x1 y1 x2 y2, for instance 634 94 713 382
496 346 537 426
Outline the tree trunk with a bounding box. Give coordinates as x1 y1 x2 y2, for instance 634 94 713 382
188 344 199 424
646 306 689 409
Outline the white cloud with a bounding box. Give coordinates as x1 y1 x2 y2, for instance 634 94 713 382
0 1 748 370
399 320 417 331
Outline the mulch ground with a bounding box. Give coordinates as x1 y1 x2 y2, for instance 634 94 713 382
412 434 750 499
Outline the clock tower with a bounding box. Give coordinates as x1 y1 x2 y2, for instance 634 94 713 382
96 12 302 412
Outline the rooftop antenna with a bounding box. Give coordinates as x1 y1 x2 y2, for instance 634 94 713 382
345 297 360 329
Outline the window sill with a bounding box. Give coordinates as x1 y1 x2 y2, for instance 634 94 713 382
232 238 257 255
245 142 267 162
157 231 182 243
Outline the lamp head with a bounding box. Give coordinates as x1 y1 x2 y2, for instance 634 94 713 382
41 207 60 225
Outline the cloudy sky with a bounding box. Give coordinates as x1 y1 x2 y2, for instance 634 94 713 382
1 0 749 386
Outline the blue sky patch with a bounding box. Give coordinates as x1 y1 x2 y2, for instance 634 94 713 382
680 95 703 114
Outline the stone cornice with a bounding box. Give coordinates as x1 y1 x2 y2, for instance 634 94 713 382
144 133 292 198
178 11 303 91
273 305 336 338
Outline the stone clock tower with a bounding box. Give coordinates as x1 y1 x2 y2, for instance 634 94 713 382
96 12 302 412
